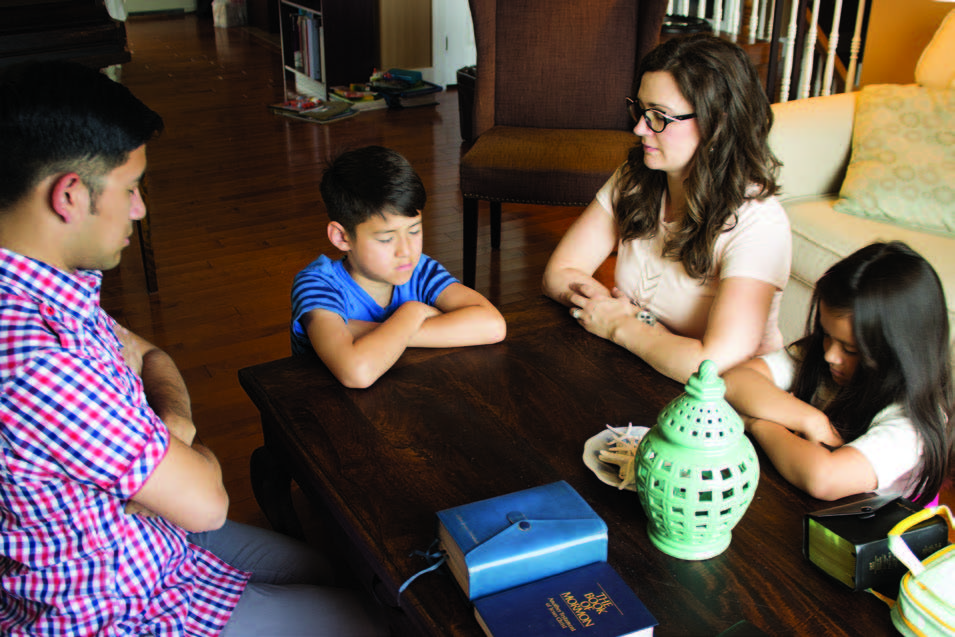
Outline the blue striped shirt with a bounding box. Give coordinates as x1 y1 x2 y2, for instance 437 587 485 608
290 254 456 355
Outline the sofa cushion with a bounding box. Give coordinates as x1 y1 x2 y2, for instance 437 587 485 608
833 84 955 238
916 8 955 89
786 195 955 330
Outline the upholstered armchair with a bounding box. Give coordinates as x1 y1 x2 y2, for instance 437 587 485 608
769 9 955 345
459 0 668 288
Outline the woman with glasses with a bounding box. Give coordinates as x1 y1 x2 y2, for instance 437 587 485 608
543 34 791 384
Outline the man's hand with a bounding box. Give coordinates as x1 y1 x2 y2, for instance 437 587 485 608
114 324 144 376
113 323 196 445
124 500 157 518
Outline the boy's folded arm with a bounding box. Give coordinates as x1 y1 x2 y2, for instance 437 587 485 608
305 306 432 388
407 283 507 348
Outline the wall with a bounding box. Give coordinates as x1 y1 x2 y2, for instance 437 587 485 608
860 0 952 86
380 0 432 70
432 0 476 87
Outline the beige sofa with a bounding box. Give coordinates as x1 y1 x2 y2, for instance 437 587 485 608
768 10 955 346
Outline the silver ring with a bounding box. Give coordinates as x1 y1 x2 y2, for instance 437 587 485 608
637 310 656 326
572 308 582 320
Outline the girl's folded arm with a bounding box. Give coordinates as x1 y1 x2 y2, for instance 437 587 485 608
748 418 877 500
723 363 842 446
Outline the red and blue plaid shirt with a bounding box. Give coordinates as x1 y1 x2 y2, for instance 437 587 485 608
0 249 248 635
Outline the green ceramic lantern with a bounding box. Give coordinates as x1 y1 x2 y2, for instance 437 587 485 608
634 360 758 560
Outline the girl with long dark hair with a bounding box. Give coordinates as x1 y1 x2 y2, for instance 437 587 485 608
724 242 953 505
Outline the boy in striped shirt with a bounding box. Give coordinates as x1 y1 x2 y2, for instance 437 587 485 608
291 145 506 388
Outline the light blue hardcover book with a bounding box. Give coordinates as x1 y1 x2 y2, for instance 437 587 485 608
437 481 608 600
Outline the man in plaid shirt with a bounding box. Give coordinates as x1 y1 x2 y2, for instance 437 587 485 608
0 61 386 636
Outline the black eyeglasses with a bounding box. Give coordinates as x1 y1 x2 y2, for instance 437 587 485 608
626 97 696 133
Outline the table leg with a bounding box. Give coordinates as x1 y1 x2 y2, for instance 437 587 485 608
249 445 305 540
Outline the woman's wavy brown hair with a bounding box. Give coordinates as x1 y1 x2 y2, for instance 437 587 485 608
614 34 780 281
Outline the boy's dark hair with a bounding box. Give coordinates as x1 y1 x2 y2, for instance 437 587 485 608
320 146 426 235
0 60 164 209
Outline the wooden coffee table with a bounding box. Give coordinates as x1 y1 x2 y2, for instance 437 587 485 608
239 296 896 636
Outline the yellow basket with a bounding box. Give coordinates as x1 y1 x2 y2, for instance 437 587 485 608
887 506 955 637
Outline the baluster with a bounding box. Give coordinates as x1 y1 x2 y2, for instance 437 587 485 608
713 0 724 31
758 0 774 40
798 0 822 99
747 0 760 44
726 0 741 36
778 0 800 102
845 0 868 92
821 0 844 95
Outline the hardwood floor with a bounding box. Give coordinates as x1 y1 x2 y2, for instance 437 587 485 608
103 14 586 528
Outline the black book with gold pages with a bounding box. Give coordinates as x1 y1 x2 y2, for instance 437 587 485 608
803 496 949 592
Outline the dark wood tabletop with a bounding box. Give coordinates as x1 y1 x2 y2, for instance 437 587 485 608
238 295 898 637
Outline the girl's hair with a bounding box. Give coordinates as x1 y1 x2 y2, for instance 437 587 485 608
613 33 780 280
791 241 954 505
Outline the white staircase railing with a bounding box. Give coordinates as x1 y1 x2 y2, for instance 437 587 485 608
665 0 871 102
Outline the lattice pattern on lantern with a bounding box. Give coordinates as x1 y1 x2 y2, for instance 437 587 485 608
635 441 758 545
634 360 759 560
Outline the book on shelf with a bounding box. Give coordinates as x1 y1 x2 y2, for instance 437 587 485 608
289 10 321 80
803 495 949 593
436 480 608 601
473 561 657 637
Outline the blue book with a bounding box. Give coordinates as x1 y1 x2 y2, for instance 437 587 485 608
437 481 608 600
473 561 657 637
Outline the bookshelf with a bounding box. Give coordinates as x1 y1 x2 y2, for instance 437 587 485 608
278 0 378 100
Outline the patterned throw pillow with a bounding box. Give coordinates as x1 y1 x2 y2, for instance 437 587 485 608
834 84 955 238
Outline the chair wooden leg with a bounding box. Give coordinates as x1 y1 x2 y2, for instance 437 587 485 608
463 197 479 288
490 201 502 250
